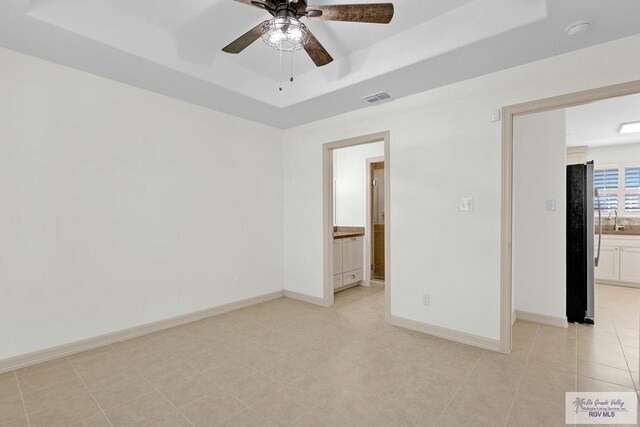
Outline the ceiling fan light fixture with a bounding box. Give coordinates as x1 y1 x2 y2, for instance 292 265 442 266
261 17 310 52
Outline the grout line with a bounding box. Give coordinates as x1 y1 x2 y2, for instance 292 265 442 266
502 322 540 427
66 356 114 427
13 370 31 427
433 344 484 425
611 315 638 393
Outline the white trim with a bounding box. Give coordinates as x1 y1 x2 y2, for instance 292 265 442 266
596 280 640 289
389 315 502 352
283 290 327 306
501 80 640 355
514 310 569 328
323 131 391 322
0 291 284 374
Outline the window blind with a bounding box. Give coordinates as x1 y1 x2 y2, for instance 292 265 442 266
594 168 618 190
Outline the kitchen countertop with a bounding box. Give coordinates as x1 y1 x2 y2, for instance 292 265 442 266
333 226 365 240
601 230 640 236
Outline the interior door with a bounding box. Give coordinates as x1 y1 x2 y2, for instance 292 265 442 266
371 162 385 280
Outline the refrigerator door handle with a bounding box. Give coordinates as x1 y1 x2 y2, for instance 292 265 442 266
595 188 602 267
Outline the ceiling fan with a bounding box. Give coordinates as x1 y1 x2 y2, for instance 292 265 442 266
222 0 395 67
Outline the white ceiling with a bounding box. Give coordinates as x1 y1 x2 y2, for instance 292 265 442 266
567 93 640 148
1 0 640 128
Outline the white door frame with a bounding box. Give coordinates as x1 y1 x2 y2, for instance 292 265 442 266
323 131 391 321
366 156 385 287
500 80 640 354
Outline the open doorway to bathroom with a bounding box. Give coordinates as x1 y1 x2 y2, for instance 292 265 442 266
323 132 390 321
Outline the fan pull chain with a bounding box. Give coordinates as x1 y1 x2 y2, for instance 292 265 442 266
279 48 283 92
290 51 294 83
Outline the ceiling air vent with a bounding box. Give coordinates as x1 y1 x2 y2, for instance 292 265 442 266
362 91 392 104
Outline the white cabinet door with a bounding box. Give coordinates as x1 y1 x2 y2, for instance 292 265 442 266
343 237 363 272
620 246 640 283
595 246 619 282
333 239 343 275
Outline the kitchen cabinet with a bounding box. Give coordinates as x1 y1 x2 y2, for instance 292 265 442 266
333 236 363 291
620 246 640 283
595 235 640 287
595 246 619 282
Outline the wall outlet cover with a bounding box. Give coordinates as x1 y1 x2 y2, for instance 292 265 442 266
459 198 474 212
422 294 431 306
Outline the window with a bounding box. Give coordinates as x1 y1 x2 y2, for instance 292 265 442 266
595 165 640 215
594 168 618 211
626 167 640 213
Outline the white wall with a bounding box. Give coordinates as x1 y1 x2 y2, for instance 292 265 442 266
283 35 640 341
588 142 640 165
513 110 567 319
0 47 284 360
333 142 384 227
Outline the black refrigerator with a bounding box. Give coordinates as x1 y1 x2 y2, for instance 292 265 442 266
566 161 602 324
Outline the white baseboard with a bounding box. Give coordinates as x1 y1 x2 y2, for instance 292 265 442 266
0 290 284 374
596 280 640 289
514 310 568 328
512 310 517 326
283 290 326 307
389 315 502 353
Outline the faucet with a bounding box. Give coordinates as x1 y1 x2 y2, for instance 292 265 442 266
607 209 618 230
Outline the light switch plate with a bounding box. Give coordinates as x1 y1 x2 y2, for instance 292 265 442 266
459 198 474 212
492 109 501 122
547 199 557 211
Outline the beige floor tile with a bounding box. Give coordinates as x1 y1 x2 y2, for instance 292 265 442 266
14 358 69 379
577 360 636 389
219 408 276 426
0 372 19 401
28 392 100 427
21 376 87 414
200 357 256 387
16 361 78 393
158 372 221 408
91 374 155 410
291 403 353 427
0 394 27 425
76 359 140 390
8 284 639 427
105 391 176 427
180 391 246 426
227 372 283 406
251 388 315 426
144 410 193 427
70 413 111 427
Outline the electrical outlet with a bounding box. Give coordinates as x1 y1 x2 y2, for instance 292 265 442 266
233 277 239 287
459 198 474 212
422 294 431 306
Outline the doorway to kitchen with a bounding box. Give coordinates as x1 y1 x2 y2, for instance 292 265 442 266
502 80 640 355
323 131 390 321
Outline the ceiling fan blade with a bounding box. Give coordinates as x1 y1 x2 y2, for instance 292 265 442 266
222 21 267 54
304 31 333 67
306 3 394 24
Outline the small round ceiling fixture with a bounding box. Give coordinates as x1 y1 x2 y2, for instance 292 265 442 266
565 20 592 37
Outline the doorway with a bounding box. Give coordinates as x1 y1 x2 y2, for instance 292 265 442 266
323 131 390 321
502 80 640 354
369 158 385 284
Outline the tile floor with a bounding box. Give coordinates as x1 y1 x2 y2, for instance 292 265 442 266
1 284 638 426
